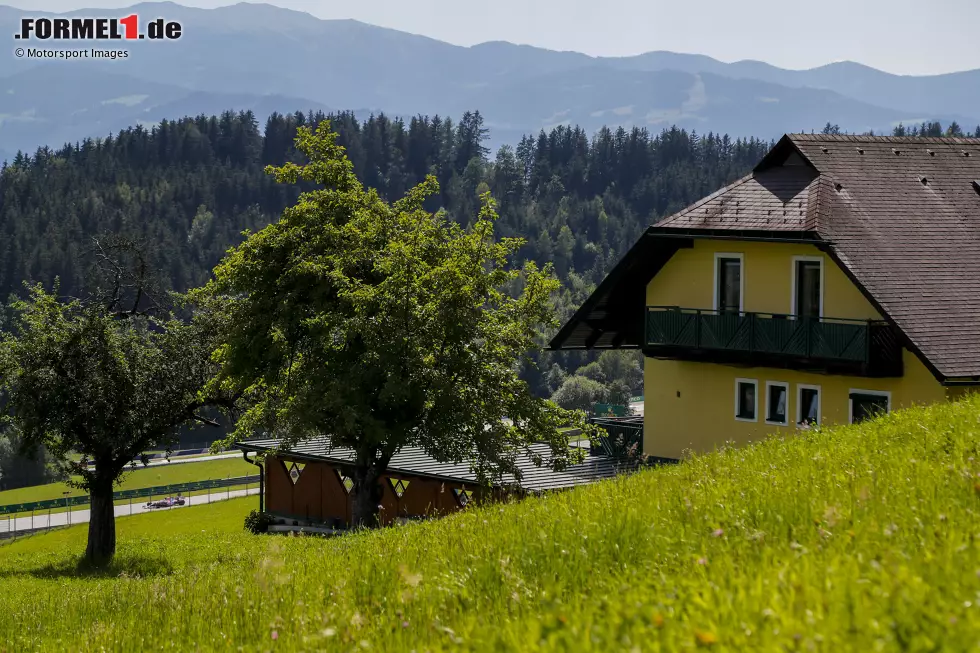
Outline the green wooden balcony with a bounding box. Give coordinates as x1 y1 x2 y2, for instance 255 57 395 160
645 306 904 377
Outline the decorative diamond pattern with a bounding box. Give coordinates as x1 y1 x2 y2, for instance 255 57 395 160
453 488 473 507
336 469 354 494
287 462 305 485
389 477 410 498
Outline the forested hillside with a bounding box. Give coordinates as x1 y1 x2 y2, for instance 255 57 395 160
0 108 770 400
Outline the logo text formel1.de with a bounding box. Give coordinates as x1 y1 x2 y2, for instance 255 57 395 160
15 15 182 41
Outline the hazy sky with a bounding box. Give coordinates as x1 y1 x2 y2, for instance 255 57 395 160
10 0 980 75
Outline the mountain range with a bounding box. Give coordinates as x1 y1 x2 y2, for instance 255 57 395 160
2 1 979 164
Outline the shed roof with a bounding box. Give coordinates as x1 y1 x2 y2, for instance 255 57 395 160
236 439 630 492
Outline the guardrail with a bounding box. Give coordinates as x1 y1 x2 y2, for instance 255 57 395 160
0 475 260 516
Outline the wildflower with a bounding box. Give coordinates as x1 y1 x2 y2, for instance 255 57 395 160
402 621 409 628
322 628 337 638
822 506 839 528
697 557 707 565
271 631 278 640
398 565 422 587
712 529 723 538
653 613 665 628
695 630 717 646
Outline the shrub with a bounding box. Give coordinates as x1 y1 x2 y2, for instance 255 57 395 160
243 509 273 534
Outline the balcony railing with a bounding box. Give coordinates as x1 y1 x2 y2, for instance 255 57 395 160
645 306 903 377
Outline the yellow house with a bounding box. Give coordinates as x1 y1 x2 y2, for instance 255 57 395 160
550 134 980 461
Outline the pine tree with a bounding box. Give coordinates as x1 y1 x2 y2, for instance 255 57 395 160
0 110 770 400
946 121 964 137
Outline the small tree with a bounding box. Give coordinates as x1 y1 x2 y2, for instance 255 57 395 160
0 243 230 565
199 122 595 527
551 375 609 412
946 121 964 137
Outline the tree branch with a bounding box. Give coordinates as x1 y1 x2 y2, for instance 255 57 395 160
191 414 220 427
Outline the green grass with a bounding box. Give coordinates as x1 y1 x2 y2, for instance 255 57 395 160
0 457 255 508
1 495 257 557
3 396 980 651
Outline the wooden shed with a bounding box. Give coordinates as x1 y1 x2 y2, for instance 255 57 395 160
236 438 631 529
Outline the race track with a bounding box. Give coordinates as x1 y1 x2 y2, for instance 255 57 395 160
1 487 260 536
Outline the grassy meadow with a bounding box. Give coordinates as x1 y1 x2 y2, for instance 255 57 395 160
3 396 980 651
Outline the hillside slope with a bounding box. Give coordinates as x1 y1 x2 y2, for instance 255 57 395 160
3 394 980 650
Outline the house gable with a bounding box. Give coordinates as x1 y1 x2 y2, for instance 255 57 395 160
552 133 980 384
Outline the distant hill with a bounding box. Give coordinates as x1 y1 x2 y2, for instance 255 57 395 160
1 1 978 161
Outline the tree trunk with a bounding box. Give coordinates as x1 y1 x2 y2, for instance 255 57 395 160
84 484 116 566
350 463 384 529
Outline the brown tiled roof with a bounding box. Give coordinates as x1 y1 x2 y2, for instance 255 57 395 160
651 133 980 380
656 165 821 231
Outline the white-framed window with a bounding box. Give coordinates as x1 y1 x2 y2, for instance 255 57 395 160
765 381 790 425
714 252 744 314
734 378 758 422
790 256 824 319
849 389 891 424
796 384 821 426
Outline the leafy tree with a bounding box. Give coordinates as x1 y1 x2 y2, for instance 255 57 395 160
607 379 633 408
0 424 60 491
595 350 643 394
577 361 606 383
551 375 609 412
200 122 595 527
544 363 568 394
0 243 231 565
821 122 842 135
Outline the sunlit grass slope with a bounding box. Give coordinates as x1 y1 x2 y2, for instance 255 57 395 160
3 396 980 651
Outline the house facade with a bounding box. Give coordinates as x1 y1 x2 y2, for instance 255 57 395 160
551 134 980 461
